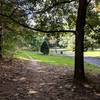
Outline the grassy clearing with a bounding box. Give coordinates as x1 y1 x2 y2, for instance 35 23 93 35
84 51 100 57
84 63 100 74
15 50 74 67
14 50 100 73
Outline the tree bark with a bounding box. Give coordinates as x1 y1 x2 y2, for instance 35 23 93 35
0 27 2 59
74 0 87 81
0 1 3 59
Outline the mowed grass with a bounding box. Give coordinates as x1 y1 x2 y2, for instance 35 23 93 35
15 50 100 73
84 51 100 57
15 50 74 67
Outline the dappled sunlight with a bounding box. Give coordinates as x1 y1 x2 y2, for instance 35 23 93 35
37 70 46 73
64 64 68 66
28 89 38 95
13 77 26 82
39 60 56 63
19 77 26 81
40 82 56 86
15 51 34 60
32 58 57 64
16 56 30 60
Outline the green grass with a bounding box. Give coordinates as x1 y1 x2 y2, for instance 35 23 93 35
84 51 100 57
14 50 100 73
84 51 100 73
15 50 74 67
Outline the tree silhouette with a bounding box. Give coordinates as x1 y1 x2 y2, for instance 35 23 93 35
40 40 49 55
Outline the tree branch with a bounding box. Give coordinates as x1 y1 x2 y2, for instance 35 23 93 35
9 8 17 17
87 0 91 5
88 23 100 33
0 13 75 33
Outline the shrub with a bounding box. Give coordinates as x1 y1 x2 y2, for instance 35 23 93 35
40 40 49 55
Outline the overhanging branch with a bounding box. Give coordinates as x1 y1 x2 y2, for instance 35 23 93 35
0 13 75 33
87 0 91 5
87 23 100 33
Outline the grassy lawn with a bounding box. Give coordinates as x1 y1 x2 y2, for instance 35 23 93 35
15 50 74 67
14 50 100 73
84 51 100 57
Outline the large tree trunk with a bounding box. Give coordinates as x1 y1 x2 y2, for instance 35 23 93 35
0 27 2 59
0 1 3 59
74 0 87 81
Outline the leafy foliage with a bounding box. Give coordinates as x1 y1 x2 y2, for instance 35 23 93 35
0 0 100 57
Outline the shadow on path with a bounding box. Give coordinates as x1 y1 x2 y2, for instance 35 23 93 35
0 59 100 100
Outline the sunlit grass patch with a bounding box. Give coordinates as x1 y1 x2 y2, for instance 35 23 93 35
14 50 100 73
84 51 100 57
15 50 74 67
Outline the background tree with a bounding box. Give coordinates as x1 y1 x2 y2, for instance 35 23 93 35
40 36 49 55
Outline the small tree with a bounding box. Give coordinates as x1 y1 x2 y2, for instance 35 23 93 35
40 40 49 55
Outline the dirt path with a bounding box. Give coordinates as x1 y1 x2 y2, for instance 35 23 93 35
0 59 100 100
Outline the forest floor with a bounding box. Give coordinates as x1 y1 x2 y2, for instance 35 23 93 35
0 59 100 100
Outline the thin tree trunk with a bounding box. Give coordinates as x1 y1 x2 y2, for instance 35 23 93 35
74 0 87 81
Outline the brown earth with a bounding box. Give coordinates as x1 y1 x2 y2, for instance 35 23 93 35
0 59 100 100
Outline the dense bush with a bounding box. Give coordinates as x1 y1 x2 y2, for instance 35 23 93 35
40 40 49 55
2 32 18 58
